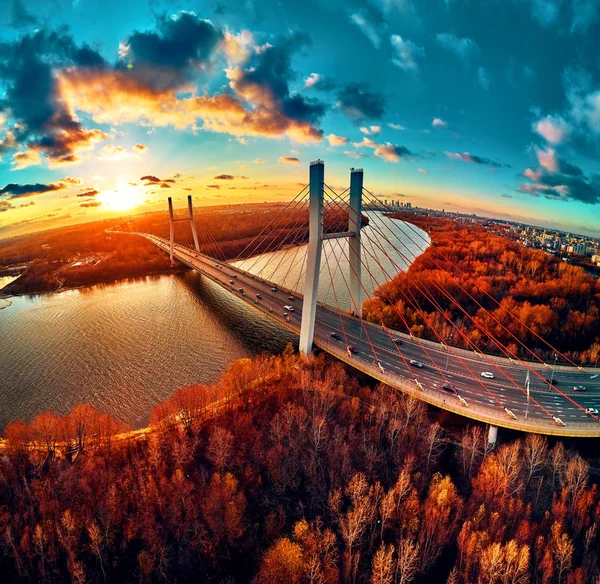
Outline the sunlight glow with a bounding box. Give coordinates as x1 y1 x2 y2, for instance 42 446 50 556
98 183 145 212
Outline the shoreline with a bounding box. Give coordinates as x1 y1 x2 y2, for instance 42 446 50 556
0 266 189 300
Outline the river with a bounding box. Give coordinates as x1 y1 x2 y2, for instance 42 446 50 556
0 213 428 430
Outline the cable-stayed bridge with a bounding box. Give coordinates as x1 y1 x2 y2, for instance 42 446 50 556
130 161 600 442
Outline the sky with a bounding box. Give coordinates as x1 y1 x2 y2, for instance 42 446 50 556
1 0 600 238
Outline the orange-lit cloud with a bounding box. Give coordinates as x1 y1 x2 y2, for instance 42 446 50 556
57 68 323 144
278 156 300 164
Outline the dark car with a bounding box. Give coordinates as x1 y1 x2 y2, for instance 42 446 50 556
271 287 278 292
392 338 403 345
288 296 295 302
330 332 341 341
346 345 357 354
238 288 245 295
256 294 262 299
545 378 559 385
442 383 456 393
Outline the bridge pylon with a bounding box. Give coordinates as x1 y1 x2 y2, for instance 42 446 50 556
348 168 363 317
299 160 324 355
168 194 201 264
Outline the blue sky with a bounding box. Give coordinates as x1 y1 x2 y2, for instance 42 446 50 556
0 0 600 237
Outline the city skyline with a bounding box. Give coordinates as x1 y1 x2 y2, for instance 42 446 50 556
1 0 600 238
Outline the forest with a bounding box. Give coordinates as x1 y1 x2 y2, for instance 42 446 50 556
0 202 362 296
1 348 599 583
363 213 600 365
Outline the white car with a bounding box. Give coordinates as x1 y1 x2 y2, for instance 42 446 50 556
585 408 599 416
409 359 424 368
481 372 495 379
283 305 294 312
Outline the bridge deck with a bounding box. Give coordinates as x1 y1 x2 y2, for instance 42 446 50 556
140 233 600 437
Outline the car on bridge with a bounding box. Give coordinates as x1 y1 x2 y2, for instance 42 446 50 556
238 288 245 295
346 345 357 354
256 294 262 299
330 332 341 341
271 287 278 292
231 274 237 278
574 385 587 392
392 338 403 345
442 382 456 394
409 359 424 368
283 305 294 312
586 407 599 416
230 280 235 284
288 296 295 302
481 372 495 379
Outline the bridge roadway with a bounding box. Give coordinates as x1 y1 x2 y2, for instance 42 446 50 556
140 233 600 437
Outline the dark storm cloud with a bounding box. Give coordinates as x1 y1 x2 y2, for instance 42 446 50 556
337 83 386 121
0 182 65 199
10 0 37 28
118 12 223 91
0 29 108 165
236 32 327 128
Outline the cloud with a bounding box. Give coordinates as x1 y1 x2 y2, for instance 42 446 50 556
350 5 386 48
207 184 220 189
353 137 378 148
140 175 161 183
304 73 322 88
222 30 254 65
254 158 264 163
518 150 599 203
0 201 15 212
10 0 37 28
327 134 348 146
0 182 66 199
501 193 513 198
535 146 558 171
374 143 412 163
11 149 41 170
360 125 381 135
533 114 571 144
76 189 99 197
418 168 429 174
432 118 448 128
527 0 561 25
59 28 325 144
98 144 148 160
337 83 385 121
160 183 171 188
80 201 103 208
214 174 235 179
344 151 366 159
0 29 109 167
435 33 478 61
478 67 490 90
444 151 509 168
278 156 300 164
390 35 425 71
388 123 406 130
118 11 224 91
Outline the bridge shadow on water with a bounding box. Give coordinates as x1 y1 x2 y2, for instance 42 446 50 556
177 269 298 356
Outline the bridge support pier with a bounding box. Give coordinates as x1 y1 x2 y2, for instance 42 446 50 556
168 197 175 265
187 195 200 252
299 160 324 356
487 425 498 447
348 168 363 317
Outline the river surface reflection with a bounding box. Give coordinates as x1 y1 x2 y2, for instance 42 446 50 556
0 214 428 429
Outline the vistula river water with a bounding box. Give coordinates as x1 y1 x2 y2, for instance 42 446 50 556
0 213 428 430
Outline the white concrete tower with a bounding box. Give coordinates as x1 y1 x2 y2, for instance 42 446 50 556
187 195 200 252
348 168 363 317
168 196 175 265
299 160 325 355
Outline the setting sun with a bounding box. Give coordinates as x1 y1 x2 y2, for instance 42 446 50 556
98 183 145 212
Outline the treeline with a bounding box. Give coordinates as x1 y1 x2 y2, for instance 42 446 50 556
1 349 598 583
363 213 600 364
0 203 365 295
